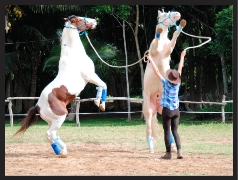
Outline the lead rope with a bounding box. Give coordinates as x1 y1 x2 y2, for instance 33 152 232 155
85 28 211 68
85 34 147 68
181 30 211 51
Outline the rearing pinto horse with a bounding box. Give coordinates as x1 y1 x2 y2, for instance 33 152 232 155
14 15 107 157
143 10 186 153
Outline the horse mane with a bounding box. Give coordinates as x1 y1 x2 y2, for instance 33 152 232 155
64 20 70 27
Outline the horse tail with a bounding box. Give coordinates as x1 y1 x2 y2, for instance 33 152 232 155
14 105 39 136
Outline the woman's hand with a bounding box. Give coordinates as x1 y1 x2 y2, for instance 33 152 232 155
146 54 152 62
181 50 186 57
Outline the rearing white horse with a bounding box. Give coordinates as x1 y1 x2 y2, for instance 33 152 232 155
143 10 186 153
14 15 107 157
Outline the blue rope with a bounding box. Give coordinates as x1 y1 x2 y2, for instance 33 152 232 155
64 25 77 29
79 30 88 36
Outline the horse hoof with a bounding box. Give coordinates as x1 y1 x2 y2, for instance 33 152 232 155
171 143 177 152
94 99 100 107
180 19 187 27
156 27 163 34
149 149 154 154
99 104 105 111
58 152 67 158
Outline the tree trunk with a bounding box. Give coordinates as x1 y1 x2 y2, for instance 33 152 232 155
182 67 192 111
134 5 145 119
29 65 38 109
188 38 196 110
122 20 131 121
22 85 29 113
220 53 228 96
109 71 120 110
14 65 23 113
217 61 223 100
199 10 219 102
195 64 203 109
5 72 12 98
194 17 201 111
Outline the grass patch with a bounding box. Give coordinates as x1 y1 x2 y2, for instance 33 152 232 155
5 113 233 158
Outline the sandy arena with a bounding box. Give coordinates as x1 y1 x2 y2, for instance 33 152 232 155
5 142 233 176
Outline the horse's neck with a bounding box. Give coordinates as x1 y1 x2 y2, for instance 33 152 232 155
60 28 86 56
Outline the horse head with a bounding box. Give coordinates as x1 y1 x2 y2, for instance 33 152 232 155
63 15 97 32
157 10 181 29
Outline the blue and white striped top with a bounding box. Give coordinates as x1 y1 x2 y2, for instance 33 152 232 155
160 77 180 110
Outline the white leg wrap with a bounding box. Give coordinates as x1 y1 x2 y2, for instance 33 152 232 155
148 136 153 149
96 86 102 98
176 25 183 33
46 131 54 143
54 136 66 150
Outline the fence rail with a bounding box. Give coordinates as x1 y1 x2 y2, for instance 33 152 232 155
5 95 232 127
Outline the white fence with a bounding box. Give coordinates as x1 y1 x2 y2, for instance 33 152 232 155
5 95 232 127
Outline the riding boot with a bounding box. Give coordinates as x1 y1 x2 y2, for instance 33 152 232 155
177 149 183 159
161 151 172 160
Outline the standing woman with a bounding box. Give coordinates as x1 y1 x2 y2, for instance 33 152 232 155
146 50 186 159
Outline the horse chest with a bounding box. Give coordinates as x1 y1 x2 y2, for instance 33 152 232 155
158 38 170 53
144 67 162 92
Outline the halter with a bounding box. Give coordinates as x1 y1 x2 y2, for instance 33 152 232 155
64 16 88 36
157 10 177 31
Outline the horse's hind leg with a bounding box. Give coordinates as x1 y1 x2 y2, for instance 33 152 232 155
46 116 67 158
143 90 156 153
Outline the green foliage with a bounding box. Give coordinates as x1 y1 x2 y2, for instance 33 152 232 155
91 5 131 20
131 95 142 98
5 52 19 74
195 103 233 121
43 46 61 72
5 114 233 159
28 5 85 14
208 5 233 57
21 25 48 46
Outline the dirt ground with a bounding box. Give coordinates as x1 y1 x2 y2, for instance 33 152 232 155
5 142 233 176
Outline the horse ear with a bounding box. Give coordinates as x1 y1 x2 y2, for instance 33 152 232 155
64 18 68 21
158 10 162 16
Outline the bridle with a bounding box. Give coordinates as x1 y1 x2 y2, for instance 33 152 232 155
64 15 89 35
157 10 177 31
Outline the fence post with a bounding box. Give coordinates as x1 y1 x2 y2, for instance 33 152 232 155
76 99 80 127
221 95 226 123
8 100 13 127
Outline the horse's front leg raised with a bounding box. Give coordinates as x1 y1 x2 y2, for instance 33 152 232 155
149 28 163 57
94 86 107 111
166 19 187 56
81 71 107 111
